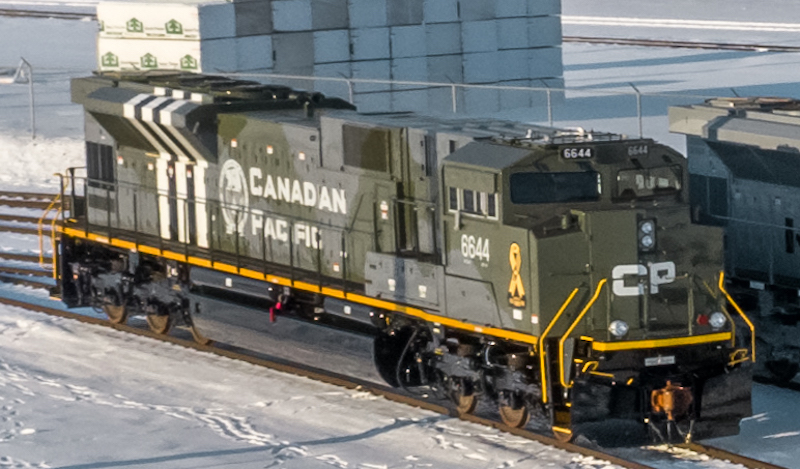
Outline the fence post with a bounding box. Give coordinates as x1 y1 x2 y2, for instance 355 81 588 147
537 80 553 127
347 79 354 104
629 82 643 138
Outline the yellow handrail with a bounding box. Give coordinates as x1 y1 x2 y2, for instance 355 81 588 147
38 192 62 269
539 287 580 404
559 278 608 388
718 271 756 362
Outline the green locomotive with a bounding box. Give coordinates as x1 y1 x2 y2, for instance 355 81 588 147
55 71 752 445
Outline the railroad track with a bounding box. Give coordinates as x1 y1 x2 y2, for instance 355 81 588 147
0 285 783 469
0 190 62 211
0 8 94 21
563 36 800 53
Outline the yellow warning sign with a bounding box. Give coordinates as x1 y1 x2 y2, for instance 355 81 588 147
508 243 526 307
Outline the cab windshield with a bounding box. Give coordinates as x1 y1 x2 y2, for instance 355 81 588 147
510 171 601 204
616 165 682 199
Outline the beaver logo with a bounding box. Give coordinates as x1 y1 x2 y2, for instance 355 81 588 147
219 159 249 234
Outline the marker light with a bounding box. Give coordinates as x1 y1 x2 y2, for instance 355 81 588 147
709 312 727 329
640 235 654 249
608 320 629 338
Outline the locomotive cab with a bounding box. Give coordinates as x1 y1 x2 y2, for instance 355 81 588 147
438 133 753 444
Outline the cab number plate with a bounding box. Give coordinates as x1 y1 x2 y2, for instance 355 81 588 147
645 355 676 367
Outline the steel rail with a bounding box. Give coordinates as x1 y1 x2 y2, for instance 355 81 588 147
564 36 800 52
0 266 50 277
0 8 93 20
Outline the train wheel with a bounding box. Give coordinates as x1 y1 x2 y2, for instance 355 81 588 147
190 325 213 346
103 303 128 325
102 291 128 325
552 426 574 442
498 392 530 428
449 379 477 414
146 311 173 335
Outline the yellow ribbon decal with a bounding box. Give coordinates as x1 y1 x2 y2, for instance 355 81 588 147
508 243 526 307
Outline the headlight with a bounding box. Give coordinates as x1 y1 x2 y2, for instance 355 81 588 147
709 311 727 329
608 320 629 338
638 219 656 252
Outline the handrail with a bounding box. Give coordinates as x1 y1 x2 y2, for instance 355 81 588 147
37 189 62 268
50 206 62 279
558 278 608 388
718 271 756 362
539 287 581 404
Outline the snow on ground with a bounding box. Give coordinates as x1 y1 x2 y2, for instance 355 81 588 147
0 301 618 469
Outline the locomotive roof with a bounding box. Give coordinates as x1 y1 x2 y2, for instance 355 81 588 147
670 96 800 187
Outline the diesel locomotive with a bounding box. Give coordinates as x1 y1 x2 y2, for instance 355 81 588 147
671 97 800 384
52 71 753 445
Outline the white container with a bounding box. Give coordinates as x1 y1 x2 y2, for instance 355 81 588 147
496 18 527 49
422 0 458 24
312 0 349 30
97 36 237 72
498 79 534 109
272 0 312 32
237 35 274 71
351 27 391 61
527 16 562 48
463 51 499 83
348 0 387 28
271 31 315 73
497 49 528 80
391 57 427 84
496 0 528 18
528 46 563 79
352 59 391 93
272 0 349 32
313 62 352 97
390 25 426 58
427 54 462 83
391 89 429 113
425 23 461 56
528 0 560 17
234 0 274 37
461 20 497 53
457 0 495 21
314 29 351 64
463 87 500 114
386 0 423 26
98 1 236 40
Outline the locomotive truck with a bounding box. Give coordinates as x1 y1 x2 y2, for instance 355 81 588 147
52 71 753 445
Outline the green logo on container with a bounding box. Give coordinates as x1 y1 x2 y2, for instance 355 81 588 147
141 53 158 69
180 55 198 70
165 19 183 35
126 18 143 33
101 52 119 67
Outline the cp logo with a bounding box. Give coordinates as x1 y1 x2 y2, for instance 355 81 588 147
612 262 676 297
